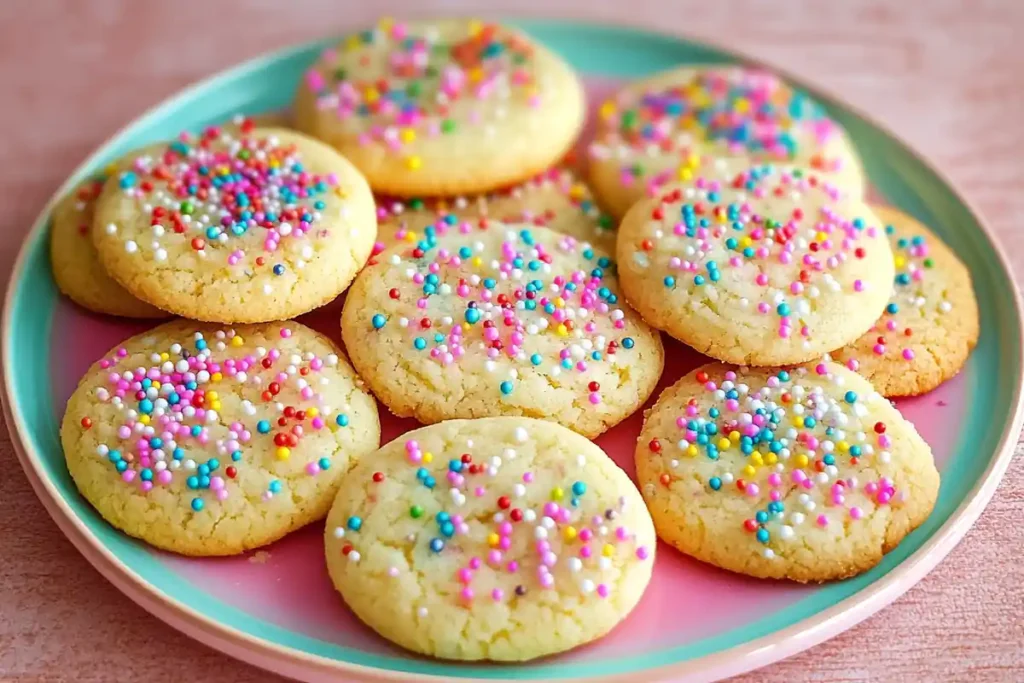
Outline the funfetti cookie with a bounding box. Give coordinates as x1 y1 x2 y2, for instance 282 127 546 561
60 320 380 556
831 205 979 396
325 417 656 661
635 362 939 582
616 163 894 366
50 175 167 318
589 66 866 219
92 125 376 323
341 221 664 438
294 18 585 197
377 167 616 251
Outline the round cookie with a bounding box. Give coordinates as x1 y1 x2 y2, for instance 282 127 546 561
325 417 656 660
341 221 664 438
616 163 895 366
830 205 979 396
50 175 166 318
589 66 866 219
635 362 940 582
376 167 616 251
60 320 380 555
92 125 376 323
294 18 585 197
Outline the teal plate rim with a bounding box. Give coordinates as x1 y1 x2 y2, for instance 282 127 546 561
4 18 1023 683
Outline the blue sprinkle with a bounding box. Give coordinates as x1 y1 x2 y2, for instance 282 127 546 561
709 477 722 490
500 381 513 395
371 314 387 329
429 538 445 553
336 414 349 427
347 516 362 531
191 498 204 512
318 457 331 469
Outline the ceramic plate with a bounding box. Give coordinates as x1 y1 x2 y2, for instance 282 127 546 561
4 20 1023 683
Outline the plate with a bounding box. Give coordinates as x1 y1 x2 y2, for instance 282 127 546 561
4 19 1023 683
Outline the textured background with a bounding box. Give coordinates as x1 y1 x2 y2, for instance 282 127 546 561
1 1 1022 681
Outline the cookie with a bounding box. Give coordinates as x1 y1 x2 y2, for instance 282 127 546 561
294 18 585 197
50 175 166 318
325 417 656 660
616 163 894 366
92 125 376 323
376 167 616 251
589 66 866 219
830 205 979 396
60 320 380 555
341 221 664 438
635 362 939 582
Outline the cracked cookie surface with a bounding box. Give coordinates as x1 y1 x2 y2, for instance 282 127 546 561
294 18 585 197
325 417 656 660
61 320 380 555
830 205 979 396
341 221 664 438
635 362 939 582
92 125 376 323
616 164 894 366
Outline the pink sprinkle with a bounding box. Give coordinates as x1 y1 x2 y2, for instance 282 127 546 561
596 584 609 598
816 514 829 527
507 561 519 573
636 546 650 560
491 588 504 602
903 348 915 360
850 507 863 520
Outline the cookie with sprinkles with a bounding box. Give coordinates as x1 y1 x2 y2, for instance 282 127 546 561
325 417 656 660
635 362 939 582
60 320 380 555
340 221 664 438
830 205 979 396
377 167 616 251
588 66 866 219
616 163 894 365
294 18 585 197
50 175 167 318
92 125 376 323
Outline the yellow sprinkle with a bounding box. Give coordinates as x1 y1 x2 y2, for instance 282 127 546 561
602 544 614 557
231 336 244 347
487 533 500 547
894 255 907 269
139 415 150 425
207 391 219 400
268 159 280 169
468 19 483 35
405 155 422 170
553 297 565 308
765 452 778 465
743 464 756 477
599 101 616 120
160 353 169 361
276 447 290 460
306 407 319 418
569 184 586 201
211 401 222 411
151 381 160 390
729 430 741 443
364 87 379 104
563 526 577 542
400 128 416 144
717 438 731 450
751 452 764 466
795 453 809 468
741 236 753 248
211 372 223 382
423 452 433 464
687 152 701 168
334 186 348 198
732 97 750 114
792 416 805 427
816 231 828 242
471 256 482 267
837 441 850 453
344 34 361 50
104 162 119 176
551 487 564 501
556 324 569 337
686 444 699 457
468 67 484 83
403 231 418 243
677 166 693 182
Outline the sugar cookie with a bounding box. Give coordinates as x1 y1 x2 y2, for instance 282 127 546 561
635 362 939 582
376 167 615 251
294 18 585 196
50 176 166 318
341 221 664 438
92 125 376 323
616 164 894 365
831 205 979 395
325 417 656 660
60 320 380 555
589 66 865 218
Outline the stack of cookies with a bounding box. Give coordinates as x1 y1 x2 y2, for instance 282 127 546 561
54 17 978 663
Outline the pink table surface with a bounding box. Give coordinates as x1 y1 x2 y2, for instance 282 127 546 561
1 1 1023 681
